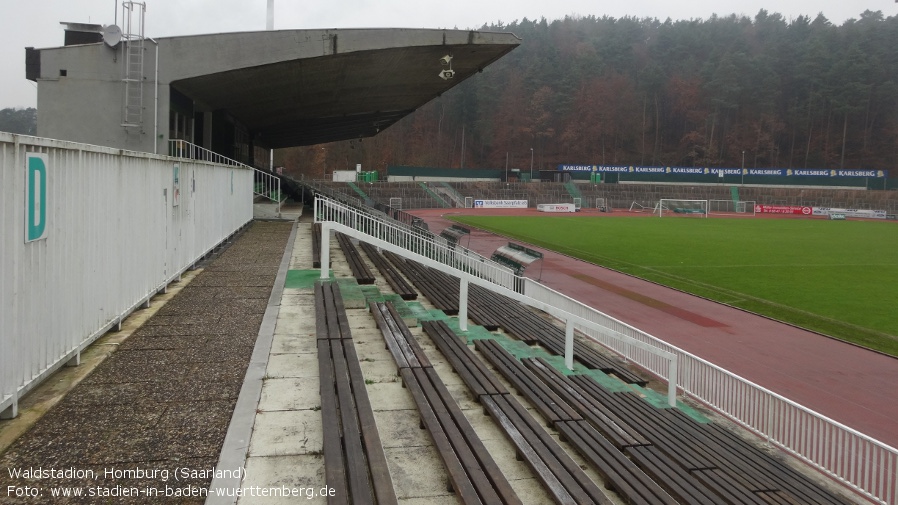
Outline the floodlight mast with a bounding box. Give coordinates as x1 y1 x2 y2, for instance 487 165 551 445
266 0 274 30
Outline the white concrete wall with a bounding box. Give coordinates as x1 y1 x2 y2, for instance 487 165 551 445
0 133 253 418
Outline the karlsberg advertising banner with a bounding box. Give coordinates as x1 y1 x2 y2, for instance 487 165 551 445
557 165 886 178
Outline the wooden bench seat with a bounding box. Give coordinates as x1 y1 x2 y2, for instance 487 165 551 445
383 253 459 314
370 301 521 505
468 286 647 386
401 367 522 505
315 282 397 505
556 421 681 505
567 374 818 504
472 343 681 504
523 359 755 503
480 394 611 505
336 232 375 284
358 242 417 300
522 358 649 450
370 302 430 370
623 445 726 505
667 411 852 505
422 320 508 398
474 340 581 424
420 320 611 505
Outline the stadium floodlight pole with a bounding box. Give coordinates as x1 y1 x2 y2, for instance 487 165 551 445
741 150 745 185
505 152 509 182
530 147 534 181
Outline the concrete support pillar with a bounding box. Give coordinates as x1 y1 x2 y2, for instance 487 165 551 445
0 397 17 420
320 223 331 279
66 350 81 367
565 319 574 370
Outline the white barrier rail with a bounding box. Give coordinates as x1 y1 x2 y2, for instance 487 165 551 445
314 196 515 289
314 193 895 505
169 140 281 215
314 196 680 407
524 266 896 505
1 133 253 419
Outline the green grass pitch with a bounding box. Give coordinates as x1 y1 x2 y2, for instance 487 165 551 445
450 215 898 356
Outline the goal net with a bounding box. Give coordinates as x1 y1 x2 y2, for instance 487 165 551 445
655 199 708 217
708 199 757 217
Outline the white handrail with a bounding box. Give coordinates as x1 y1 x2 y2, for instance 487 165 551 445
169 140 281 215
314 196 680 408
313 193 896 505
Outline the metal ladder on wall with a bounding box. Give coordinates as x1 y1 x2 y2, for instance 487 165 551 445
121 2 146 128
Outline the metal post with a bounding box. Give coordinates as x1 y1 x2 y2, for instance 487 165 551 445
320 223 331 279
266 0 274 30
458 278 469 332
667 355 678 407
505 152 508 182
741 150 745 185
564 319 574 370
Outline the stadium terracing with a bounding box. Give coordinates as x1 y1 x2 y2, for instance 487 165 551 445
3 12 898 505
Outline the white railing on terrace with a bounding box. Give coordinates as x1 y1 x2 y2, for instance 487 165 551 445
314 195 679 403
314 194 896 505
1 133 253 420
315 195 515 289
169 140 281 215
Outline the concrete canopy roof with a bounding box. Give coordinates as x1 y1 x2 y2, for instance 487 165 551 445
165 29 520 148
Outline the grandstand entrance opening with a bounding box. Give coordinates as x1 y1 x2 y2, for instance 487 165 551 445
389 197 402 210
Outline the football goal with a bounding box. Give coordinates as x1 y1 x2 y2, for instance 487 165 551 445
708 199 757 217
628 201 653 213
654 199 709 217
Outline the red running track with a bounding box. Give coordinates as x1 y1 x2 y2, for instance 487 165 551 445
412 208 898 449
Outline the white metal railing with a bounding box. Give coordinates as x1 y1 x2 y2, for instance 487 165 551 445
169 140 281 215
314 196 680 407
315 196 515 289
523 260 897 505
1 133 253 419
314 193 895 505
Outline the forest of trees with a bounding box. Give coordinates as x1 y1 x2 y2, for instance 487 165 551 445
279 10 898 179
0 108 37 136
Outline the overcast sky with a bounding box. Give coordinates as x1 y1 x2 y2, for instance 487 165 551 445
1 1 894 109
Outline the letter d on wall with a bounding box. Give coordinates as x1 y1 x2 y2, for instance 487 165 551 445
25 153 48 243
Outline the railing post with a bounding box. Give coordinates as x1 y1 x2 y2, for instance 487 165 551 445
458 278 469 332
320 223 331 280
565 319 574 370
668 355 678 407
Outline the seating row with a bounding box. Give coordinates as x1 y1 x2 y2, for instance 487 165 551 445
315 282 397 505
370 302 521 505
423 319 613 505
358 242 417 300
336 232 376 284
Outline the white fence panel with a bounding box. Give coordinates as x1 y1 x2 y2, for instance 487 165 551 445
1 133 252 418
